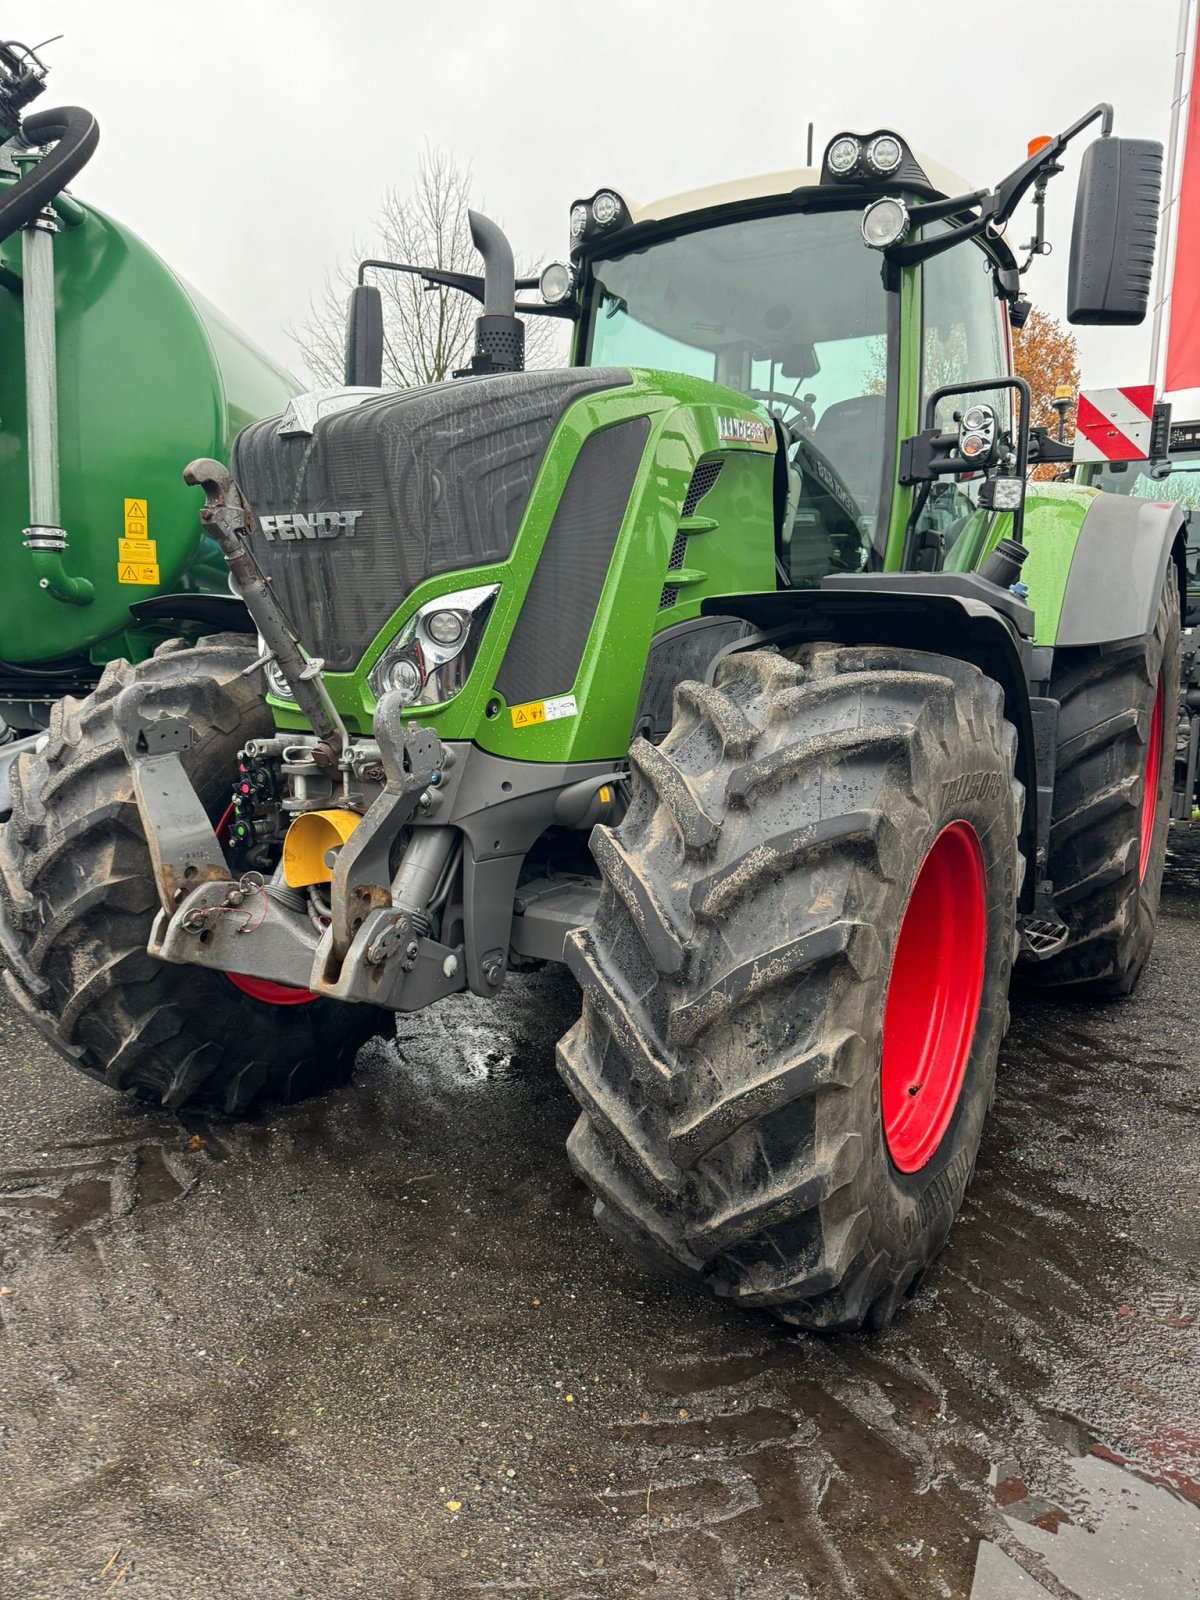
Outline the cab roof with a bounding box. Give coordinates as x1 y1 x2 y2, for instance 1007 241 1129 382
624 156 974 227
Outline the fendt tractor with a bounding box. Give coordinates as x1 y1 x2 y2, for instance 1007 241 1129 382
0 40 295 802
0 107 1184 1333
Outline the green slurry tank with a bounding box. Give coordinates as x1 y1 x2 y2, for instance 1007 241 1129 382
0 39 296 789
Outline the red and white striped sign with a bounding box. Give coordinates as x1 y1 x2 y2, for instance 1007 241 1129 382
1074 385 1156 462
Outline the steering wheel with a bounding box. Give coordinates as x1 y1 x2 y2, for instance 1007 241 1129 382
748 388 816 432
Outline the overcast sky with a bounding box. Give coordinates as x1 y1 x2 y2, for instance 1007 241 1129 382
13 0 1189 395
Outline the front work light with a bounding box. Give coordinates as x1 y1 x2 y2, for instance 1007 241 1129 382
827 135 861 175
867 134 903 174
861 196 910 249
591 190 621 226
539 261 573 303
978 476 1025 512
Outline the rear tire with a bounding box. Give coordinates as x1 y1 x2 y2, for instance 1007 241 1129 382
558 644 1022 1332
1023 565 1181 994
0 636 383 1115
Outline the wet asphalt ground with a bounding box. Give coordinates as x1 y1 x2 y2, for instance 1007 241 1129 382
1 837 1198 1599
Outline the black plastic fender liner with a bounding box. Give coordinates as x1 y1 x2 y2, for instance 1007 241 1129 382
0 105 99 244
700 584 1039 910
1057 493 1186 647
127 593 256 633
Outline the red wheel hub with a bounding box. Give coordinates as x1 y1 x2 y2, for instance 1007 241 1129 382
214 805 318 1007
881 821 987 1174
1139 674 1165 884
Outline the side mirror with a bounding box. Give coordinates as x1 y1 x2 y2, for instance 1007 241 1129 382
343 284 384 386
1067 137 1162 325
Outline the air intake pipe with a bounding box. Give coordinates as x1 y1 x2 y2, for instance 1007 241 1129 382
465 209 524 375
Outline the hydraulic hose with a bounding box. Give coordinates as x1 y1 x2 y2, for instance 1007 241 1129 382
0 104 98 244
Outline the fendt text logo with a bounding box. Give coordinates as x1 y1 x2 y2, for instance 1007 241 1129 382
258 510 363 542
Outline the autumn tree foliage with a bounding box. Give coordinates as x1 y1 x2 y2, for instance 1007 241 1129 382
1012 307 1082 443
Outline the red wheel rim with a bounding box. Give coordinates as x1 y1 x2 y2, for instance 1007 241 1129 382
214 804 318 1007
1138 674 1165 884
881 821 987 1174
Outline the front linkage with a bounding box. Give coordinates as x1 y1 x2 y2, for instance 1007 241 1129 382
125 461 461 1014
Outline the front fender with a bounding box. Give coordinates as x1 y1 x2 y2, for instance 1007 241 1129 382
1056 494 1186 647
701 583 1038 910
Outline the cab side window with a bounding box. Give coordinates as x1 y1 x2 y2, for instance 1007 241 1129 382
911 240 1009 564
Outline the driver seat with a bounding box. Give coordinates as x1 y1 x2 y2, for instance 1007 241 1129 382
811 395 887 520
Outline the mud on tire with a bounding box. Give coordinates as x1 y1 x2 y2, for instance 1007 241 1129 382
0 635 383 1115
1023 564 1181 995
558 644 1022 1332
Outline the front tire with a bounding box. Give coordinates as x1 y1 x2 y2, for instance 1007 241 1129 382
0 636 383 1115
558 644 1022 1332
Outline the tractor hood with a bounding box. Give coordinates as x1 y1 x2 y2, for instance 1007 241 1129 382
231 368 630 672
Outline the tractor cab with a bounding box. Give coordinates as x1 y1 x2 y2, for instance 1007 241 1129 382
559 147 1006 586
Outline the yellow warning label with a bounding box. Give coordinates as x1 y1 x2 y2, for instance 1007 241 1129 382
119 538 157 564
510 699 546 728
509 693 577 730
123 498 149 538
117 561 160 586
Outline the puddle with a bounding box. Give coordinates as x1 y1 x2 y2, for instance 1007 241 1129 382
974 1439 1200 1598
0 1137 205 1265
0 884 1196 1595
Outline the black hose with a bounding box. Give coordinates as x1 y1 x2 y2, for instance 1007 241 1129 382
0 104 98 245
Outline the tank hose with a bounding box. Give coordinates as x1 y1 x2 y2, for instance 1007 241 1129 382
0 104 98 245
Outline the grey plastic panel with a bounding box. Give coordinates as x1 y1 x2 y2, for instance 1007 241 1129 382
1056 493 1184 647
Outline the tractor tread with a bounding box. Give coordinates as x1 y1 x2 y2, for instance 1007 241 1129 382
0 636 383 1114
559 642 1021 1331
1024 569 1180 994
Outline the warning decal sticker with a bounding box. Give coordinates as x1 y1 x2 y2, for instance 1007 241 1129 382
509 693 578 729
119 498 158 584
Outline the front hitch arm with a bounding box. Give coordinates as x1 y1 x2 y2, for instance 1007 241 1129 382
183 457 345 769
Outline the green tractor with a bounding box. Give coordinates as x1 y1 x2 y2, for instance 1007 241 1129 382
0 107 1184 1332
0 39 296 804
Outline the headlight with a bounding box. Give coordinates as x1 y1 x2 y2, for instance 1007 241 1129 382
827 135 861 175
367 583 499 710
570 204 589 240
425 608 465 646
538 261 573 304
260 638 296 702
861 196 910 249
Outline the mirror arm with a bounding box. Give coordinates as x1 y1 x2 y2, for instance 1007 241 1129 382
513 299 578 320
886 102 1115 273
357 257 487 303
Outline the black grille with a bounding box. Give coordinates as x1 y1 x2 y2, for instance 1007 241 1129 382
230 368 630 672
494 416 650 706
659 457 724 610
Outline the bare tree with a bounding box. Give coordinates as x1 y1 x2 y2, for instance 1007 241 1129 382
291 145 563 387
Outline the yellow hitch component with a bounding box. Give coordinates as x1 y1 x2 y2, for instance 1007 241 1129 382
282 808 362 888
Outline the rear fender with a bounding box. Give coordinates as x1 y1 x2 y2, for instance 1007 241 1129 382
700 587 1038 910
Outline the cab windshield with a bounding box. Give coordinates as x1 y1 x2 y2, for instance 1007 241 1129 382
584 206 893 576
